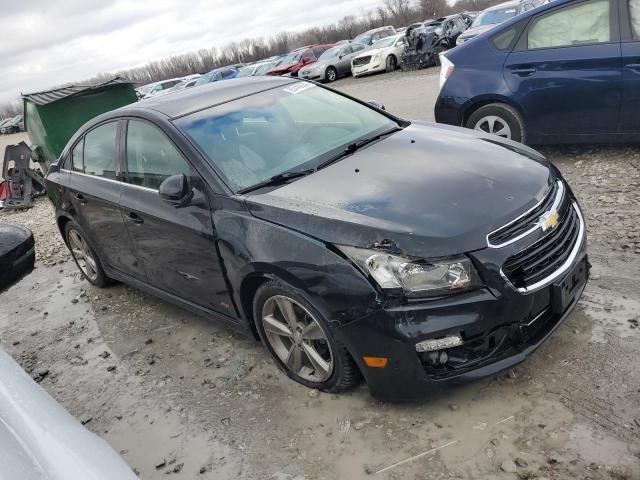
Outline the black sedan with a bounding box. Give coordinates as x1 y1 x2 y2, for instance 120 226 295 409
0 223 35 290
45 77 588 399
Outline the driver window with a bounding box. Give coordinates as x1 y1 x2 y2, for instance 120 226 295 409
125 120 191 190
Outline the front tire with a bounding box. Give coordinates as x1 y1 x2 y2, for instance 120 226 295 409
253 280 360 393
65 222 111 287
385 55 397 73
465 103 526 144
325 66 337 83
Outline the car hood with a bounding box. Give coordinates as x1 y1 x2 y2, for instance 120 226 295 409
459 24 497 40
354 46 387 59
269 63 298 73
245 122 553 258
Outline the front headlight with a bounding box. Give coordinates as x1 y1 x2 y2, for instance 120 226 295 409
338 246 481 297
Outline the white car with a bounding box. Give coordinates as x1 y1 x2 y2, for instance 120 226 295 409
136 77 186 99
351 34 407 78
0 349 136 479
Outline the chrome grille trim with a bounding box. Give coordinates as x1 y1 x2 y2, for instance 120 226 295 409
501 202 585 294
487 181 564 249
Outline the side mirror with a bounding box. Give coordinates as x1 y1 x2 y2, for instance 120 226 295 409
367 100 386 111
159 174 193 207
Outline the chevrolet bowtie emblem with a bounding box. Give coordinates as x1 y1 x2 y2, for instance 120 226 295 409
539 210 559 231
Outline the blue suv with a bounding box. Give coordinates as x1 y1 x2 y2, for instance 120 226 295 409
435 0 640 145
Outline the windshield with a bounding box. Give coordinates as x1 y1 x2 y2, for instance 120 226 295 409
137 84 155 95
254 62 275 75
282 51 302 65
195 74 213 86
353 33 372 45
473 6 518 26
236 66 255 77
372 36 398 48
318 46 341 60
176 83 396 191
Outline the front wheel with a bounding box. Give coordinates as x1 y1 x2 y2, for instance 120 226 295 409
465 103 526 144
253 280 360 393
65 222 111 287
325 67 337 82
385 55 397 73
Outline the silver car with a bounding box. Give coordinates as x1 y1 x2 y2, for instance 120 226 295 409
0 349 136 479
298 43 367 82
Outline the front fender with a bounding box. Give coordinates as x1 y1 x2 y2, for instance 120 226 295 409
214 207 380 328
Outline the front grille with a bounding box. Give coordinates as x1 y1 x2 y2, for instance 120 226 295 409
502 203 581 290
353 56 371 67
488 181 563 247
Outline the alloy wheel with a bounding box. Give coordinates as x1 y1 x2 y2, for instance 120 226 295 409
473 115 512 139
261 295 334 383
68 229 99 282
327 68 337 82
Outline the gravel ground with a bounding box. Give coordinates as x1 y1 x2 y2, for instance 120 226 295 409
0 69 639 480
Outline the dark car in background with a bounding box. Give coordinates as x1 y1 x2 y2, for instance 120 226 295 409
436 0 640 145
424 14 470 50
45 77 587 399
267 45 334 76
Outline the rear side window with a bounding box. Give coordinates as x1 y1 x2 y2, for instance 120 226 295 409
527 0 611 49
125 120 191 190
71 138 84 172
83 122 118 180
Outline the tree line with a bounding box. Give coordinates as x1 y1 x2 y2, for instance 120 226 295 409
1 0 502 118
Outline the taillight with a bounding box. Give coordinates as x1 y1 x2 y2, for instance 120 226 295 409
438 55 455 93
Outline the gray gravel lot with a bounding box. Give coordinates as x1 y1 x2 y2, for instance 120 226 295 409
1 69 639 480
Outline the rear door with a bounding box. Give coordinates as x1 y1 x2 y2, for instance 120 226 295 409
66 121 145 279
619 0 640 132
119 118 235 316
504 0 622 138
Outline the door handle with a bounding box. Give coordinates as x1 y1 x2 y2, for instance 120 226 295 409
126 212 144 224
625 63 640 70
73 192 87 204
510 67 537 76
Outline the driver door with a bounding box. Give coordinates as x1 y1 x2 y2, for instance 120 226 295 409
118 118 235 316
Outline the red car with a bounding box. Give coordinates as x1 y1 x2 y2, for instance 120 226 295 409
267 44 334 77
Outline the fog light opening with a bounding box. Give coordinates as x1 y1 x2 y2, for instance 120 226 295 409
415 335 463 353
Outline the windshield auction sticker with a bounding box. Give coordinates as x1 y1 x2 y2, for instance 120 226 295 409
283 83 316 95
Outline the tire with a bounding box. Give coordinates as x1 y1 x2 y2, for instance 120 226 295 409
465 103 526 144
325 66 337 83
385 55 397 73
253 280 360 393
65 222 111 287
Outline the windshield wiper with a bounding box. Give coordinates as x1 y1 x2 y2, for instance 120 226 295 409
315 126 403 171
237 168 314 194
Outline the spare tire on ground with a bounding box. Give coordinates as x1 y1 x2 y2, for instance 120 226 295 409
0 223 35 291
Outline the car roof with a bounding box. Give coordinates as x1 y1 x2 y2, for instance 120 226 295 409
485 0 521 11
120 76 297 119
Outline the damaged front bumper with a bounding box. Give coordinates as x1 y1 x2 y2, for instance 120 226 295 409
335 251 588 400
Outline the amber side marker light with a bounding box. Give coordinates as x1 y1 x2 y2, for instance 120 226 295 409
363 356 389 368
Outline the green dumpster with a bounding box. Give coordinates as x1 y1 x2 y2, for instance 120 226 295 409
22 78 137 170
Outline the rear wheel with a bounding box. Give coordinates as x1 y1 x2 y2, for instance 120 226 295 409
385 55 397 73
65 222 111 287
465 103 526 144
325 67 337 82
253 280 360 393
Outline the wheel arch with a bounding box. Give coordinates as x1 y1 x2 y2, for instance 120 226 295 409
461 96 527 128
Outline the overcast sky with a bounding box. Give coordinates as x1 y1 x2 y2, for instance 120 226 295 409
0 0 382 104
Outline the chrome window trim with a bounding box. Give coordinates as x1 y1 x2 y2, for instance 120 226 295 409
61 169 122 186
487 180 564 249
501 202 585 294
62 168 159 194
